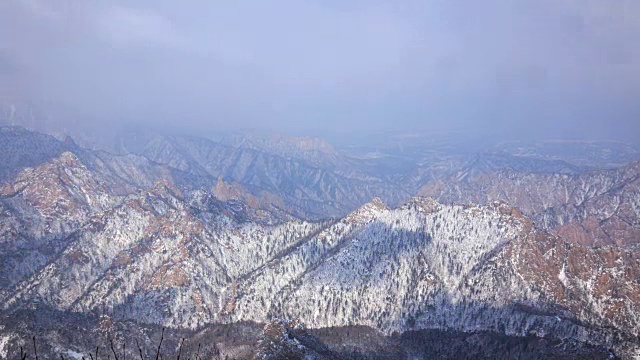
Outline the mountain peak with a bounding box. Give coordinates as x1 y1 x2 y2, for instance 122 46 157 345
401 197 441 213
369 196 387 209
344 197 388 224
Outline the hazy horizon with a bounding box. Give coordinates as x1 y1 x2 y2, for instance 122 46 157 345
1 0 639 141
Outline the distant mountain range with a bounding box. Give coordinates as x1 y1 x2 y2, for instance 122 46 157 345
1 125 640 359
419 154 640 248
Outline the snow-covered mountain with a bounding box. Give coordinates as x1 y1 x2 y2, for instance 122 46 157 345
1 126 640 358
420 155 640 247
128 134 413 219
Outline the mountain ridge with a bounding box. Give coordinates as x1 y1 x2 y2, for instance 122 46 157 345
1 126 640 358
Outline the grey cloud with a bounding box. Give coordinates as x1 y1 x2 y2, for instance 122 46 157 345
1 0 638 140
95 6 185 49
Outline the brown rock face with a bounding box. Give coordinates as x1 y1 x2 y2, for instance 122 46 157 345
212 177 288 213
502 228 640 338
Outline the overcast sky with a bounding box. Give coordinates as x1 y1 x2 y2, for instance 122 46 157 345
1 0 639 140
